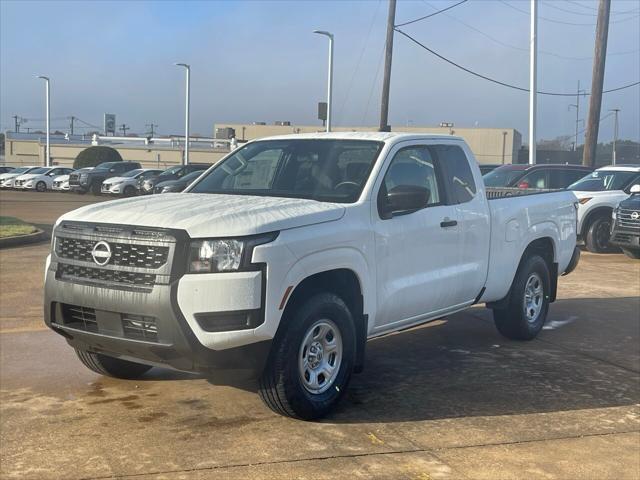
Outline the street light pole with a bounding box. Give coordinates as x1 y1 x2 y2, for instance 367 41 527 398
175 63 191 165
529 0 537 165
610 108 620 165
36 75 50 166
313 31 334 133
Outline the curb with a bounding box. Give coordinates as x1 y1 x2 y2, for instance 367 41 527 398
0 228 49 249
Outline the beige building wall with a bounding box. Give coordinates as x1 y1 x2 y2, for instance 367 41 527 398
3 138 228 169
219 123 521 165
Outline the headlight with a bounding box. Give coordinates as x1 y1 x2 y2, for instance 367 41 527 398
612 208 617 219
187 233 279 274
189 239 244 273
161 186 175 193
111 181 122 187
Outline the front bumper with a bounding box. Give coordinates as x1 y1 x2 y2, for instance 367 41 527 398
44 226 272 374
610 229 640 249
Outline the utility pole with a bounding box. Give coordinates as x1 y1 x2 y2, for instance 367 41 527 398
583 0 611 167
529 0 537 165
146 123 158 136
175 63 191 165
13 115 20 133
69 116 75 135
568 81 586 151
120 124 129 136
36 75 50 167
313 30 334 133
610 108 620 164
379 0 397 132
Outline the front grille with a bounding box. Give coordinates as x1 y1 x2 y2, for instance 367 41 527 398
53 181 61 188
56 237 169 269
61 304 98 332
58 263 156 289
69 174 80 186
616 208 640 230
122 314 158 342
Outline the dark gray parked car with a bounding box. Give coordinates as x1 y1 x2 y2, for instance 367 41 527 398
69 161 142 194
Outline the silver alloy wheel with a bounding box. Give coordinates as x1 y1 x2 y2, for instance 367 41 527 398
524 272 544 323
298 319 343 395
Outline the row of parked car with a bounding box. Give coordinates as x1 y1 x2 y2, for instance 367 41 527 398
1 160 638 257
0 162 211 196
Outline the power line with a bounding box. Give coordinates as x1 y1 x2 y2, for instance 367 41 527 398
498 0 639 26
395 0 468 27
409 0 638 61
336 0 383 124
394 28 640 96
565 0 640 15
541 1 637 17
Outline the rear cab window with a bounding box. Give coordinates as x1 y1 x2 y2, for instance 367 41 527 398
434 145 477 204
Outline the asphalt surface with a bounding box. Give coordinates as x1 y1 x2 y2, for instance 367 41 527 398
1 190 639 480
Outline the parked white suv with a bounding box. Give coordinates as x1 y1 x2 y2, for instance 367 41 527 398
569 165 640 253
45 133 579 419
14 167 74 192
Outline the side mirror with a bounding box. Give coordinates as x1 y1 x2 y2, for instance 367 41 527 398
380 185 430 219
630 184 640 194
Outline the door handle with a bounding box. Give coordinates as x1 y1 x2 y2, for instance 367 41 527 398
440 219 458 228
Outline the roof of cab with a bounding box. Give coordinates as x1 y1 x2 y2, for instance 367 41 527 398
257 131 464 144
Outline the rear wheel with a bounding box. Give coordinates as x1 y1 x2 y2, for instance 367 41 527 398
75 349 152 379
36 181 47 192
90 182 101 195
259 292 355 420
622 248 640 260
493 254 551 341
585 215 614 253
124 185 136 196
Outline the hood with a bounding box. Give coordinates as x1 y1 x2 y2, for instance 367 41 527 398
1 172 26 181
102 176 129 185
58 193 346 237
15 173 40 181
619 194 640 209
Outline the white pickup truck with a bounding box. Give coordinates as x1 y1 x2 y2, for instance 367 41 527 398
44 133 580 419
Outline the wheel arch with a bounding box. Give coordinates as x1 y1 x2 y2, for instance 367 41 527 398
277 268 368 373
581 206 613 238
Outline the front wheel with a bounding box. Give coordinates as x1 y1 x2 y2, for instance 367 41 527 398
36 181 47 192
493 254 551 341
259 292 355 420
123 185 136 197
585 215 614 253
75 349 152 379
90 182 102 195
622 248 640 260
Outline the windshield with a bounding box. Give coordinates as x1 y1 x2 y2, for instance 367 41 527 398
95 162 118 170
29 167 51 175
483 166 526 187
122 169 144 178
11 167 31 174
160 166 182 176
569 170 639 192
189 139 384 203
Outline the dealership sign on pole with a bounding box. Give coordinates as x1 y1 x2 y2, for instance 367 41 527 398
104 114 116 135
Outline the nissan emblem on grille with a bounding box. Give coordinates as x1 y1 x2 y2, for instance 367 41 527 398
631 212 639 220
91 241 112 266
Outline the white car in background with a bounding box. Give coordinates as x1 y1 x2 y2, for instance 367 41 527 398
569 165 640 253
0 166 39 189
13 167 75 192
52 167 94 191
101 168 164 196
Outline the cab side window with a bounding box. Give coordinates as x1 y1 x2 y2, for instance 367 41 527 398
518 169 548 189
433 145 476 204
381 146 442 206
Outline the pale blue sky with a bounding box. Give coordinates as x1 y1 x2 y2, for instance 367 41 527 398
1 0 638 143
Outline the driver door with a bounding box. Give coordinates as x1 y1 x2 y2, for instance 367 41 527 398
372 143 461 332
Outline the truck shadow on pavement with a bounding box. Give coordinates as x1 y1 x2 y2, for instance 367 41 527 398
325 296 639 423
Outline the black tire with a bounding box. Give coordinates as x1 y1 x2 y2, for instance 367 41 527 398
123 185 136 197
75 349 152 379
35 181 47 192
259 292 356 420
585 215 614 253
622 248 640 260
493 254 551 341
90 182 102 195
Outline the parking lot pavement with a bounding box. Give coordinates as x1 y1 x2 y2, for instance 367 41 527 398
1 192 639 479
